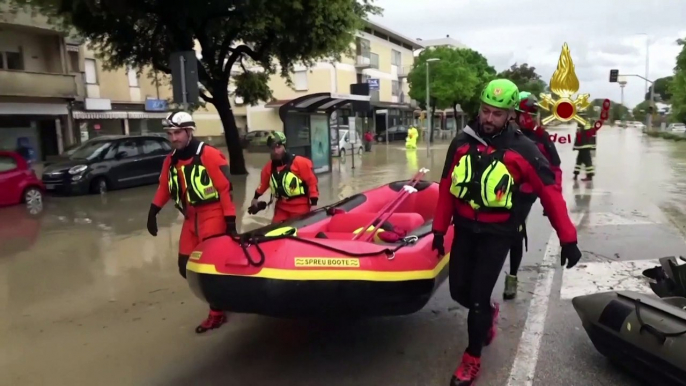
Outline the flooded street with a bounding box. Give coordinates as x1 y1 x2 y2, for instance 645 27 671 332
2 126 686 385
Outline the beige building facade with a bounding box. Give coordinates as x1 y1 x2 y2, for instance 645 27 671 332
1 9 423 155
0 6 82 161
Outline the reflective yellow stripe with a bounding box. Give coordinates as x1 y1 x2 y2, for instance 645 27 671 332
186 254 450 281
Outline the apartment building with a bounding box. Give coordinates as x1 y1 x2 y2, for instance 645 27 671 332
415 35 467 52
217 20 425 139
0 6 80 161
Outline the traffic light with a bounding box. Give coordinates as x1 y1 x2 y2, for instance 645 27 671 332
609 69 619 83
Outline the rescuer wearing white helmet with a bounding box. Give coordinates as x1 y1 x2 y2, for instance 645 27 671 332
147 111 237 333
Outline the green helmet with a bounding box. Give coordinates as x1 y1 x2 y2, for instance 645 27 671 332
516 91 538 113
267 131 286 147
480 79 519 109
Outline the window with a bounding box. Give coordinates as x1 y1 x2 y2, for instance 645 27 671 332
117 140 140 157
0 156 18 172
294 70 308 91
127 66 139 87
391 50 402 66
370 53 379 69
68 51 80 73
103 144 119 160
0 50 24 70
160 140 172 151
392 80 400 96
84 59 98 84
356 38 370 57
142 139 165 155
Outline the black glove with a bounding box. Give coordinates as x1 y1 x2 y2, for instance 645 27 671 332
225 216 237 236
178 254 189 279
147 204 161 236
561 242 582 268
431 232 445 257
310 197 318 206
248 201 267 215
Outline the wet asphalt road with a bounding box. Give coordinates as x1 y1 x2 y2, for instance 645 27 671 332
1 125 683 385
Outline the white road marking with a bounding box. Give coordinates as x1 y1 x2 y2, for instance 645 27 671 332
506 212 584 386
559 259 659 300
587 212 658 226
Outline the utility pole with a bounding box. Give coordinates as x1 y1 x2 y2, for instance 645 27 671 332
618 76 627 126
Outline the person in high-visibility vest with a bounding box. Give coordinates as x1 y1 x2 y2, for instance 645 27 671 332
573 121 595 181
250 131 319 223
405 126 419 149
146 111 237 334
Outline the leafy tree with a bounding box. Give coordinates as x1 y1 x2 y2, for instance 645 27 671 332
588 98 628 122
10 0 381 174
645 76 673 102
670 38 686 124
407 47 495 138
497 63 547 99
632 100 651 123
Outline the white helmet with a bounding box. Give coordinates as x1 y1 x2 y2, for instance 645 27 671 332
163 111 195 130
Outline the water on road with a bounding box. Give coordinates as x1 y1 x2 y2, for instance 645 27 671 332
1 126 685 386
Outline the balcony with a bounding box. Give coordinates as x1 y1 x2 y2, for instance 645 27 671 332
355 54 371 68
397 65 411 78
0 5 63 34
0 70 78 99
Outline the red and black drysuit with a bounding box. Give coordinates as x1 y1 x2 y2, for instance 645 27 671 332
432 121 577 360
508 123 563 275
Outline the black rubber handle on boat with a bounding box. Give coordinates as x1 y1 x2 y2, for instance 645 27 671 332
634 299 686 345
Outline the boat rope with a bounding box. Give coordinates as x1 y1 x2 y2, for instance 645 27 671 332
231 232 428 267
634 298 686 345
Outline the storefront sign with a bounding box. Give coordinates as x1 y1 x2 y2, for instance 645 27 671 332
368 78 380 91
145 99 168 112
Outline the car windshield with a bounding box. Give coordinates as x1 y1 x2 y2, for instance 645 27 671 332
69 141 112 160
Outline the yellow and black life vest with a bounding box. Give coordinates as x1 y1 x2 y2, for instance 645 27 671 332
449 146 514 210
168 142 219 209
269 156 308 199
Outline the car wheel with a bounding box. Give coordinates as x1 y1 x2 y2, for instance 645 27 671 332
91 177 108 194
357 146 363 155
339 148 346 157
23 187 44 215
376 136 382 142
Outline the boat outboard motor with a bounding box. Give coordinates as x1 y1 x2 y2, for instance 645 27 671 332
642 256 686 298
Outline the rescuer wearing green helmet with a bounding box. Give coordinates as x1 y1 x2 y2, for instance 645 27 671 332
250 131 319 223
430 79 582 386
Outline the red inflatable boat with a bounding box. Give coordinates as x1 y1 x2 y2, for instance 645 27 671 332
186 171 453 318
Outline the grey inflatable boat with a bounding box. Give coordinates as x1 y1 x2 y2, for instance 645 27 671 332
572 256 686 385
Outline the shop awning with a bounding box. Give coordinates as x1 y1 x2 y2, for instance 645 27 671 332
72 111 169 120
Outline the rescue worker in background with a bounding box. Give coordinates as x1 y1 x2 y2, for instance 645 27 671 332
573 119 595 181
431 79 581 386
146 111 237 334
250 131 319 223
406 125 419 149
503 91 563 300
364 129 374 152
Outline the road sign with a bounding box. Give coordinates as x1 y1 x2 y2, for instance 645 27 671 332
368 78 380 90
609 69 619 83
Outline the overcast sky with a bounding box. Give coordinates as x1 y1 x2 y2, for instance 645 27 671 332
369 0 686 108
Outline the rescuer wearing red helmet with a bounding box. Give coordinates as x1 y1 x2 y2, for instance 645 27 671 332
502 91 564 300
146 111 237 333
249 131 319 223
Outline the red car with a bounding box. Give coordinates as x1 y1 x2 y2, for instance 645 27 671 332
0 151 45 211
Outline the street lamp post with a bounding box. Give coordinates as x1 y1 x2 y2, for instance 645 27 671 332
617 76 627 126
425 58 440 157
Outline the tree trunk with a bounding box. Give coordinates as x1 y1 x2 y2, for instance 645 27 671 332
453 103 460 133
212 83 248 175
429 105 436 143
